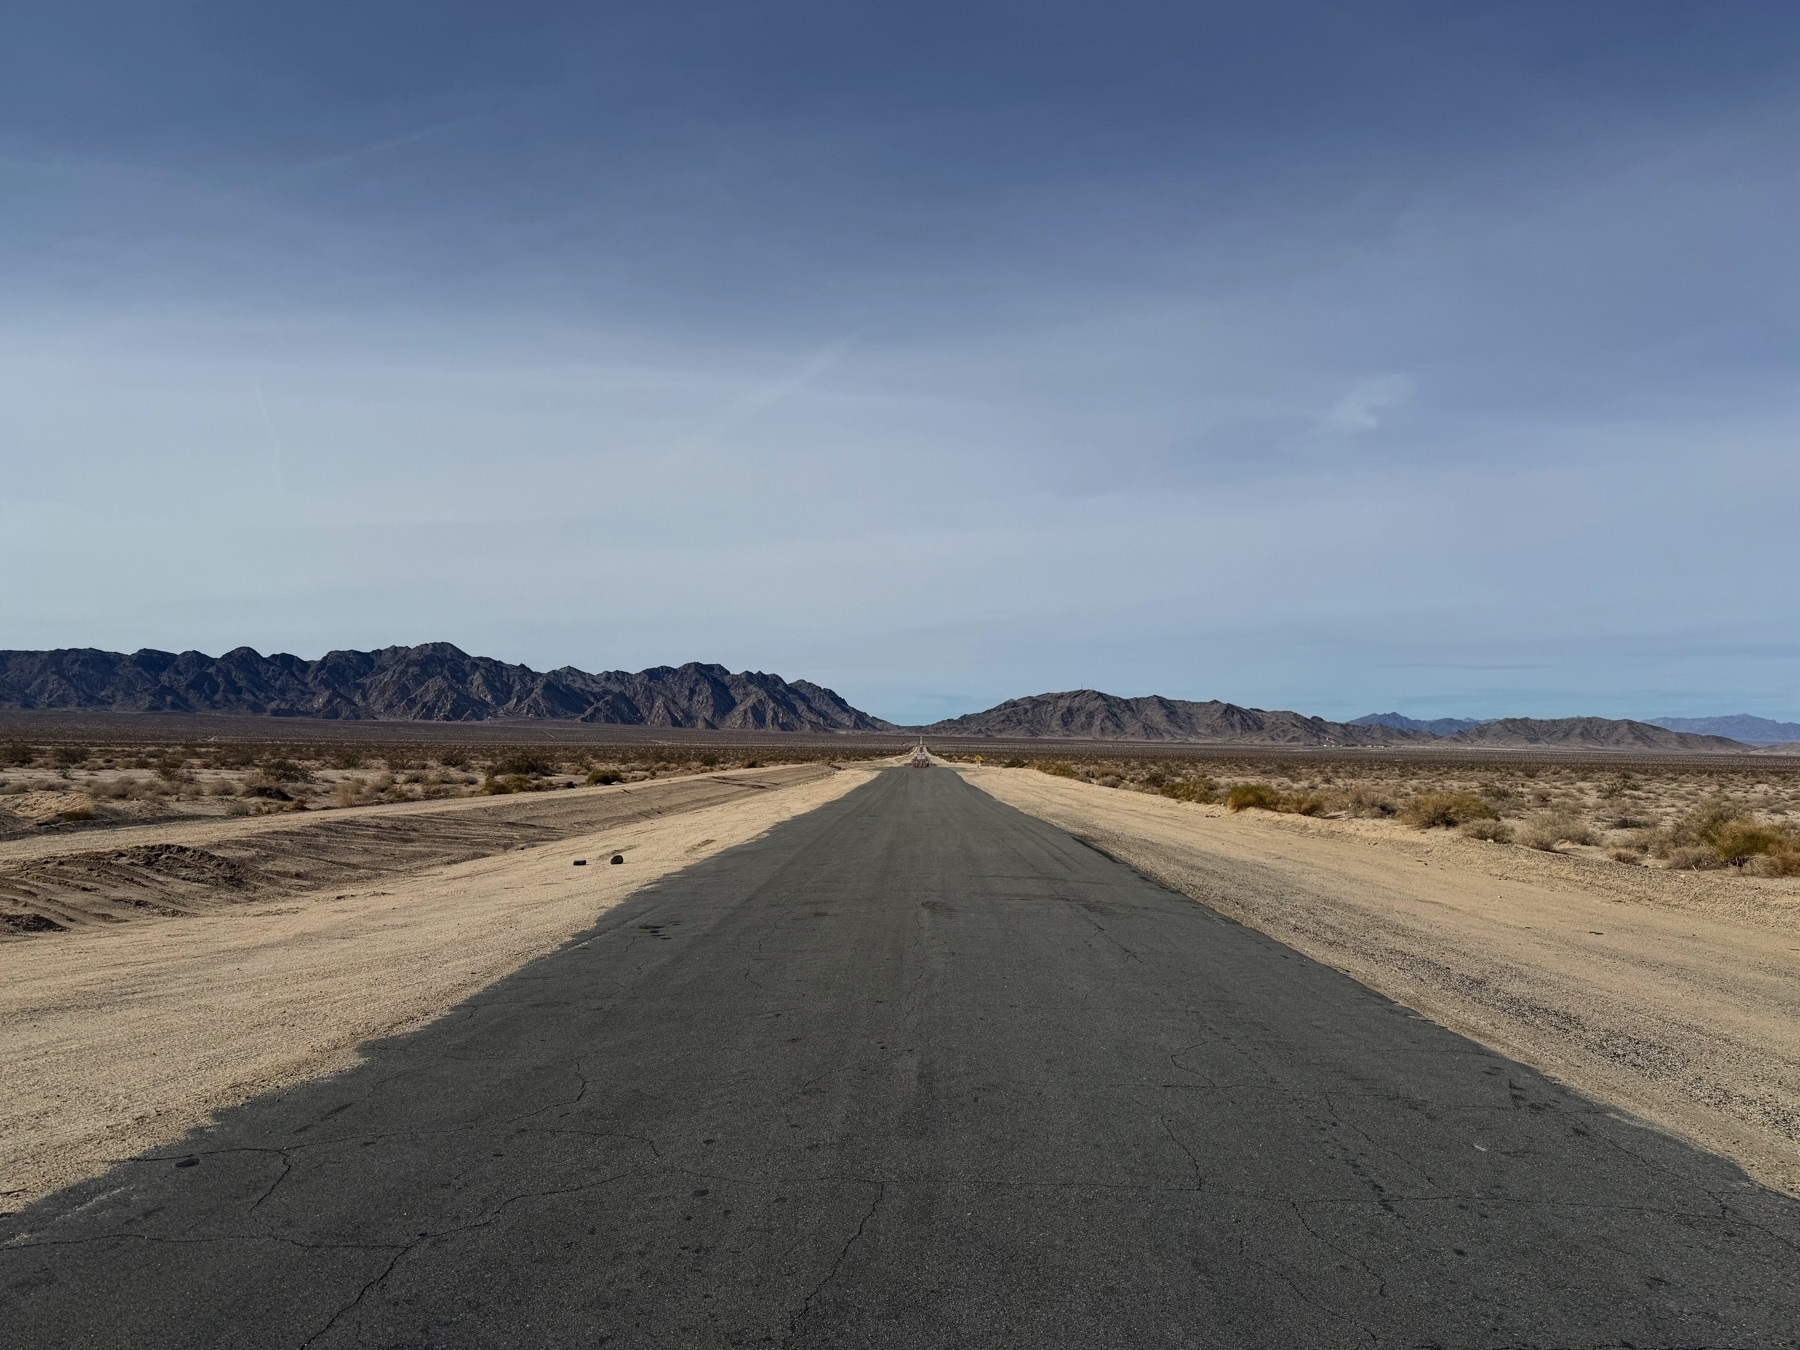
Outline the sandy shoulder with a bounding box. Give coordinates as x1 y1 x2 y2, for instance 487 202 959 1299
0 767 874 1211
962 766 1800 1196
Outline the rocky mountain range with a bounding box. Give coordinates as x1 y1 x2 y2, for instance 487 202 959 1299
0 645 891 732
1647 714 1800 746
1349 712 1485 735
923 691 1425 746
927 691 1746 750
1433 716 1742 751
1357 710 1794 748
0 647 1780 750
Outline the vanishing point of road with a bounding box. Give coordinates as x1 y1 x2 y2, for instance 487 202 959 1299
5 768 1799 1347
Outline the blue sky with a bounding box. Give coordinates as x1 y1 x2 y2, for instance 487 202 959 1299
3 1 1796 725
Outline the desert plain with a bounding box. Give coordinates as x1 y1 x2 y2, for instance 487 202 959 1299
5 726 1800 1217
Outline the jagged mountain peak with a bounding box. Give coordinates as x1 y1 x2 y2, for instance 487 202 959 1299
0 645 893 732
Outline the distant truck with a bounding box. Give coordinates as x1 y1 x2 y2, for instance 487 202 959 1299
910 746 931 769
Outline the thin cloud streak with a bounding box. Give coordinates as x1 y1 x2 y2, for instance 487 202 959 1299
262 115 483 184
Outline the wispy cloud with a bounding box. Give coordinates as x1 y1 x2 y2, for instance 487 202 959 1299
252 380 287 493
1322 374 1414 435
668 339 856 459
263 116 481 185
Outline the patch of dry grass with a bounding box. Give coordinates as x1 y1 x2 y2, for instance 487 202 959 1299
942 749 1800 872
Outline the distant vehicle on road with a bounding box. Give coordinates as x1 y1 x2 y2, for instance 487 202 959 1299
910 745 931 769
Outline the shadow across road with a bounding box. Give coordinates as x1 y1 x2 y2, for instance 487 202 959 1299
5 767 1799 1347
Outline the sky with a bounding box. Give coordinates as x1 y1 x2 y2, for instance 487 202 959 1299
2 1 1796 725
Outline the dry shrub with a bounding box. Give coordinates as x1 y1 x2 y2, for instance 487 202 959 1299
1341 789 1397 818
1662 797 1741 850
480 773 544 796
1459 818 1514 843
490 750 553 778
1664 844 1722 870
1402 792 1497 829
1285 793 1329 817
1517 812 1599 851
1226 783 1284 812
1159 779 1218 804
1003 757 1028 768
1037 762 1077 779
587 768 624 786
0 741 34 767
1653 796 1800 870
259 756 311 782
1747 841 1800 877
1708 819 1789 868
90 777 148 801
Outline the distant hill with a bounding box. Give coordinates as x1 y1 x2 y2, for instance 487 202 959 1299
1441 717 1741 751
1349 712 1486 735
0 645 893 732
926 691 1753 751
1648 714 1800 745
923 690 1426 746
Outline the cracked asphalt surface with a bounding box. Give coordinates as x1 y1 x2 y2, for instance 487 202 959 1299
5 766 1800 1347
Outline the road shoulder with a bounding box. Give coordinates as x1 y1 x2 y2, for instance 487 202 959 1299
962 765 1800 1196
1 767 875 1211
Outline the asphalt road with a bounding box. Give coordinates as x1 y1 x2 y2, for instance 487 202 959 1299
6 767 1800 1347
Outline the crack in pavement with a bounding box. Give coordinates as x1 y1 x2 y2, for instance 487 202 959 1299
780 1180 885 1348
296 1169 642 1348
1158 1116 1206 1192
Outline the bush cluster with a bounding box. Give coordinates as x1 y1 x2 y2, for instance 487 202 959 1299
1516 811 1599 851
1224 782 1326 816
490 750 555 778
1653 797 1800 874
1157 778 1218 804
1400 792 1498 829
480 773 549 796
1459 818 1514 843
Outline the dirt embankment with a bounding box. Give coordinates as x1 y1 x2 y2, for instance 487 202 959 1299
0 765 830 934
0 765 872 1211
963 766 1800 1196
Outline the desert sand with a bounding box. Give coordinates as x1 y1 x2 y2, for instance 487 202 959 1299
964 765 1800 1195
0 764 874 1210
